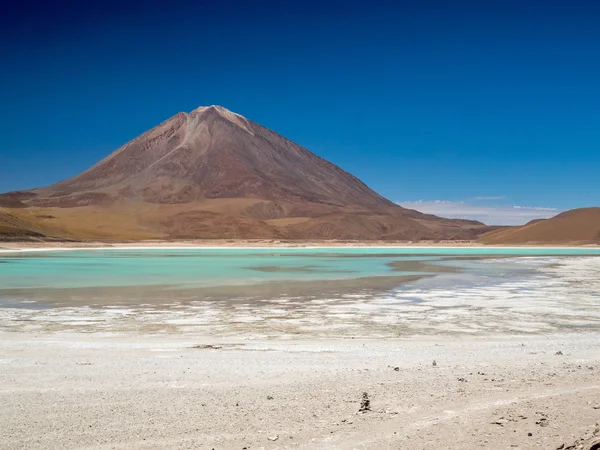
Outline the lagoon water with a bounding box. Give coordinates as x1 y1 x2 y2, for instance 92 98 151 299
1 247 600 337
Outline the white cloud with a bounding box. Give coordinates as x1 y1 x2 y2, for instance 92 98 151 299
397 200 561 225
470 196 506 201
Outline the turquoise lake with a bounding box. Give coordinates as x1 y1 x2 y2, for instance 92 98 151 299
1 247 600 290
1 248 599 336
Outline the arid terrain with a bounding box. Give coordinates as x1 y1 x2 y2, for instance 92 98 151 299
2 333 600 450
0 106 488 242
481 208 600 245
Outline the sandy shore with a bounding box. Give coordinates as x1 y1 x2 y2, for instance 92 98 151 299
1 239 599 252
1 332 600 449
0 239 476 252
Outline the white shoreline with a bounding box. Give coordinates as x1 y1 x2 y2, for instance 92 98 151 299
2 245 600 254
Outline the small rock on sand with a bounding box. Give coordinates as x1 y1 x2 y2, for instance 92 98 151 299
358 392 371 413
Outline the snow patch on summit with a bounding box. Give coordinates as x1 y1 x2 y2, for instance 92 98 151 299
192 105 254 135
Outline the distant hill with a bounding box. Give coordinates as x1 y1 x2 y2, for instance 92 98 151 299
480 208 600 244
1 105 490 241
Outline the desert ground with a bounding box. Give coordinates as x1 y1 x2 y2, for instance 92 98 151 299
1 333 600 449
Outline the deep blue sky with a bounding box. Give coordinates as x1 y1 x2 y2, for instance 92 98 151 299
1 0 599 223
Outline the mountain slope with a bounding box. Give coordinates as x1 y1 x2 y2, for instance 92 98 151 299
0 210 48 240
2 106 490 241
479 208 600 244
30 106 394 209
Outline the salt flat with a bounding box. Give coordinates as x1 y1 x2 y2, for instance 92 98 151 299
1 333 600 449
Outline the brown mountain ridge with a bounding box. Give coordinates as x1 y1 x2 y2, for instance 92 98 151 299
1 105 489 241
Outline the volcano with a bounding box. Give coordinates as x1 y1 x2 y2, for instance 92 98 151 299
1 106 488 240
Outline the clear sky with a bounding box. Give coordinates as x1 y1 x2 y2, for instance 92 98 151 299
1 0 598 224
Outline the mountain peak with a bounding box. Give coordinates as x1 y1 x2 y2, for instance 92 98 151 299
189 105 253 134
191 104 217 111
191 105 234 114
